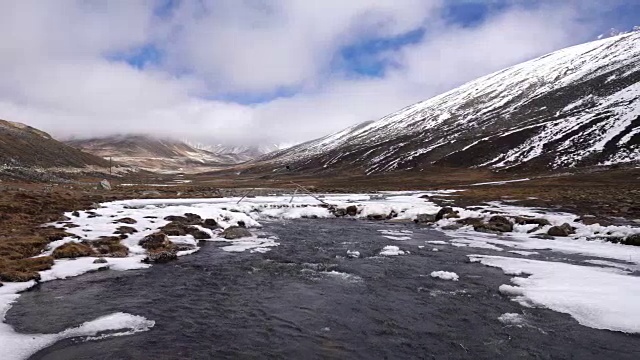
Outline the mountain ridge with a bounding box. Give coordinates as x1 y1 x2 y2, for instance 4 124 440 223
0 119 109 169
253 31 640 174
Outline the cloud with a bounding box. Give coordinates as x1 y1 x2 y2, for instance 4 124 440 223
0 0 632 145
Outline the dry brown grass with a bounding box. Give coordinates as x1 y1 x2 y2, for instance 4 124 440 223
52 242 94 259
0 256 54 282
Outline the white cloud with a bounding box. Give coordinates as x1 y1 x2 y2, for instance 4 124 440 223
162 0 441 93
0 0 624 145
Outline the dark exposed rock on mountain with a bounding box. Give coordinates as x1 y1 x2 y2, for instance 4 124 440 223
256 32 640 174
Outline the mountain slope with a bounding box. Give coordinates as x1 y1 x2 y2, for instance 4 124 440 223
258 31 640 174
66 135 263 172
185 142 281 164
0 120 109 168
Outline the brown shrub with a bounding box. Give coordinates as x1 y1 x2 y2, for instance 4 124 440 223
0 256 54 282
91 237 129 257
52 242 94 259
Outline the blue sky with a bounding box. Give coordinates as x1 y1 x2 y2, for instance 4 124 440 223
0 0 638 143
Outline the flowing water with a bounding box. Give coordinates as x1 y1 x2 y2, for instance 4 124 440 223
6 219 640 359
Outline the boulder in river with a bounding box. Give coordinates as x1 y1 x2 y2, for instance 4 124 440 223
623 234 640 246
139 233 172 250
202 218 219 230
346 205 358 216
474 215 513 233
186 227 211 240
222 226 252 239
513 216 551 226
332 208 347 217
143 250 178 264
435 207 459 221
415 214 437 224
548 223 575 237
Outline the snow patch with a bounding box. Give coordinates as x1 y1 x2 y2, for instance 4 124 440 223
470 255 640 333
430 271 459 281
379 246 406 256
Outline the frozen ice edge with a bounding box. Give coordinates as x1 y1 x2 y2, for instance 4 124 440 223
0 262 154 360
470 255 640 334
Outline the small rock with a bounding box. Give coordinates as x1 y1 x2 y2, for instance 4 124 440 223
93 258 108 264
474 215 513 233
161 222 188 236
366 214 387 221
332 208 347 217
346 205 358 216
222 226 252 239
71 211 80 217
547 223 575 237
533 234 555 240
184 213 203 224
441 224 463 231
114 217 137 224
202 218 219 229
143 251 178 264
514 217 551 226
456 218 484 227
623 234 640 246
139 233 171 250
115 226 137 235
415 214 437 224
186 227 211 240
435 207 458 221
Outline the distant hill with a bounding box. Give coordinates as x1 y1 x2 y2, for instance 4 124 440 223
66 135 277 172
0 120 109 168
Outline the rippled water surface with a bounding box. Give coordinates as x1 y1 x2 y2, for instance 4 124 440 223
7 219 640 359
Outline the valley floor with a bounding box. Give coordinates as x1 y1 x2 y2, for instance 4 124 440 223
0 166 638 358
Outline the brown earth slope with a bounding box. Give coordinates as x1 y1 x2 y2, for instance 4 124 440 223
0 120 109 168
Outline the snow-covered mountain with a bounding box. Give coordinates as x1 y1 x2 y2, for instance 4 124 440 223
258 31 640 174
184 141 282 163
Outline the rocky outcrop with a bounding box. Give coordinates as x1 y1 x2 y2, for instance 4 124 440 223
114 217 137 224
115 226 137 235
92 237 129 257
139 233 172 250
222 226 252 239
415 214 437 224
202 218 219 229
436 207 459 221
513 217 551 226
143 250 178 264
548 223 576 237
474 216 513 234
160 221 211 239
